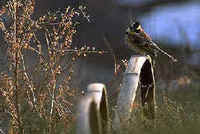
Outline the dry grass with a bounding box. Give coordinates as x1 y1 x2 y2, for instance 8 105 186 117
0 0 92 133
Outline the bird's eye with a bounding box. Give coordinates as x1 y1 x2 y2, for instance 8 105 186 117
133 21 141 33
125 31 129 35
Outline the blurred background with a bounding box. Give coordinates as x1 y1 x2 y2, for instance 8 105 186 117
32 0 200 56
1 0 200 89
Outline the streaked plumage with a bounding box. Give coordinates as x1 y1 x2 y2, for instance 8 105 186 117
125 21 177 62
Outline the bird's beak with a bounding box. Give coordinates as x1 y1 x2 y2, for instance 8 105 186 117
125 27 130 35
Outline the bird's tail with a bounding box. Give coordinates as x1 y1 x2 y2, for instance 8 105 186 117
152 42 177 62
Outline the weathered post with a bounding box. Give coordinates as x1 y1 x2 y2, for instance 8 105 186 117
76 83 109 134
114 55 156 125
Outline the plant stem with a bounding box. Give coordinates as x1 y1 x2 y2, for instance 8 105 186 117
13 0 22 133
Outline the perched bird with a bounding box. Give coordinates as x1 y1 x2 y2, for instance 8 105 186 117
125 21 177 62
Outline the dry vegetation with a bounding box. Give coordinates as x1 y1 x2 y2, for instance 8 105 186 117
0 0 200 134
0 0 93 133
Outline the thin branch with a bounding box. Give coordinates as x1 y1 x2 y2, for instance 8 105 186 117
20 52 37 108
62 49 110 54
103 33 117 75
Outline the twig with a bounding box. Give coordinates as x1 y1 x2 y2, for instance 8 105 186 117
19 52 37 109
62 49 110 54
103 33 117 75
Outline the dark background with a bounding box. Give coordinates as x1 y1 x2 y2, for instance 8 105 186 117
1 0 200 89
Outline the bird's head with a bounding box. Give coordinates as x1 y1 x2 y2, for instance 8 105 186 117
126 21 142 35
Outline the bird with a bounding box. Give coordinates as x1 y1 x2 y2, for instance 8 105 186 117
125 21 177 63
